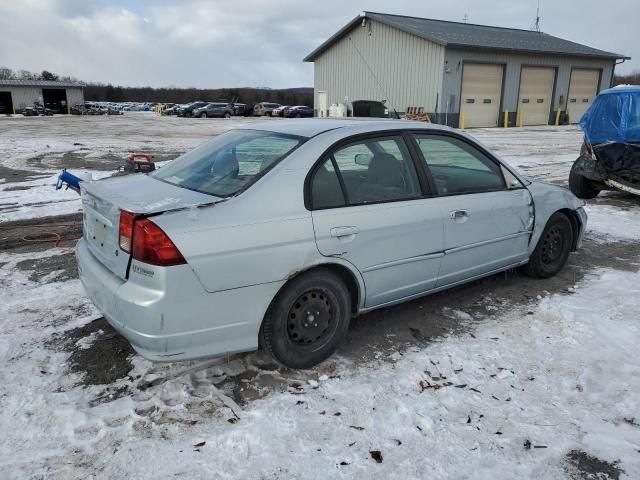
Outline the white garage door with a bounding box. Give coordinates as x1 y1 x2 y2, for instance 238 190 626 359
460 64 503 128
567 69 600 124
518 67 555 126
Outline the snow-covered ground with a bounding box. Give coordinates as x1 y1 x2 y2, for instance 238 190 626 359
1 115 639 479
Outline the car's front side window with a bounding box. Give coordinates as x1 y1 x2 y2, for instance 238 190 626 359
413 134 505 195
310 135 421 208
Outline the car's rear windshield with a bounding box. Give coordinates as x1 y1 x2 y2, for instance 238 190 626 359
152 129 305 197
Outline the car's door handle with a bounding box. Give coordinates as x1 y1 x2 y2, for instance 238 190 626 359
330 226 359 238
449 210 470 221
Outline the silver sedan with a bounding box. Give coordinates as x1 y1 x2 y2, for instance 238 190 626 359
76 119 587 368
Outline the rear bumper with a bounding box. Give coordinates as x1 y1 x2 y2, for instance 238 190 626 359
76 238 282 362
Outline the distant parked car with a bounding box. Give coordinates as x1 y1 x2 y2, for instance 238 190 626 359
254 102 282 116
70 103 88 115
240 102 257 117
283 105 314 118
271 105 289 117
76 119 587 369
569 85 640 199
163 104 184 116
230 103 245 116
177 102 208 117
22 103 53 116
193 102 234 118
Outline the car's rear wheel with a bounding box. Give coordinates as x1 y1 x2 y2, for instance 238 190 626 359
261 269 351 369
199 112 207 118
523 212 573 279
224 112 231 119
569 160 600 199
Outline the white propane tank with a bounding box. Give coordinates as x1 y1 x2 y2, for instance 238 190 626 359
337 103 347 117
329 103 338 118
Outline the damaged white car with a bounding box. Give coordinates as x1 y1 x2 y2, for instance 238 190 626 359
76 119 587 368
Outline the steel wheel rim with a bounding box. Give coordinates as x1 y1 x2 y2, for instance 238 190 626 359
541 226 565 265
286 289 336 345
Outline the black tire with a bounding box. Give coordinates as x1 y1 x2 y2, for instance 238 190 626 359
261 269 351 369
295 113 301 118
224 112 231 119
523 212 573 279
265 112 271 117
199 112 207 118
569 160 600 199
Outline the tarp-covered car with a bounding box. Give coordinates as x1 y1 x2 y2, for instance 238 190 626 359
570 86 640 198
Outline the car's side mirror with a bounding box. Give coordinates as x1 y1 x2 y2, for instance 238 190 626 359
355 153 373 167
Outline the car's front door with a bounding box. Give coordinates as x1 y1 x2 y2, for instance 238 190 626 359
309 134 444 308
411 133 533 288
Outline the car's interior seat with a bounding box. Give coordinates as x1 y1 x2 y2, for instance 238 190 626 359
356 152 407 202
212 151 239 178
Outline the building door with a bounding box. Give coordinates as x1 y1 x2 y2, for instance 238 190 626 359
567 69 600 124
0 91 13 114
518 66 555 126
42 88 68 114
460 64 503 128
317 91 327 118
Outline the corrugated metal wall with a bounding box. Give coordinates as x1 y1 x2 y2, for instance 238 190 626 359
0 86 84 112
65 88 84 107
441 47 615 118
2 87 42 111
313 20 445 115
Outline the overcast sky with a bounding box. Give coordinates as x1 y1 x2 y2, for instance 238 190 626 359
0 0 636 88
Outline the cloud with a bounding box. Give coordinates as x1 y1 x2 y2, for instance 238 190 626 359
0 0 636 88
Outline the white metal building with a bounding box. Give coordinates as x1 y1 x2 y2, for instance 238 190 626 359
304 12 630 127
0 80 84 114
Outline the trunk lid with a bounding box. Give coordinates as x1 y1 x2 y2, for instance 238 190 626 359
80 174 221 280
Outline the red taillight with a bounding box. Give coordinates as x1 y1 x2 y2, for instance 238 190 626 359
119 210 135 253
132 218 186 266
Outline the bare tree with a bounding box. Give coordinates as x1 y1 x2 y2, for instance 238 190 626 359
41 70 59 81
613 69 640 86
0 66 15 80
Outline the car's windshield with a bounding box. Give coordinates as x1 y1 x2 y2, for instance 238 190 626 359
152 129 305 197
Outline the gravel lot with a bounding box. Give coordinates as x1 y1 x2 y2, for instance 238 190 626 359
1 113 639 479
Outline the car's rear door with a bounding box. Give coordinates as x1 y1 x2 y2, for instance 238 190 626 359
309 133 444 308
410 132 533 288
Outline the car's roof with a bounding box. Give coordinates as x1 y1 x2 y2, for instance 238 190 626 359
599 85 640 95
238 118 453 137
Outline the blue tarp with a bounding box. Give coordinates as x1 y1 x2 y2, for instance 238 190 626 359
579 86 640 145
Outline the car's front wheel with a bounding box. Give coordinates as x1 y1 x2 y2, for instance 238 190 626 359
569 160 600 199
199 112 207 118
224 112 231 119
261 269 351 369
523 212 573 278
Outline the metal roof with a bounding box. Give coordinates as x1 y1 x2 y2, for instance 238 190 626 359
0 79 84 88
304 11 629 62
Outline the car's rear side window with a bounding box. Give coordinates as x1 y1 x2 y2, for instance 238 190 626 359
310 135 421 209
153 129 304 197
